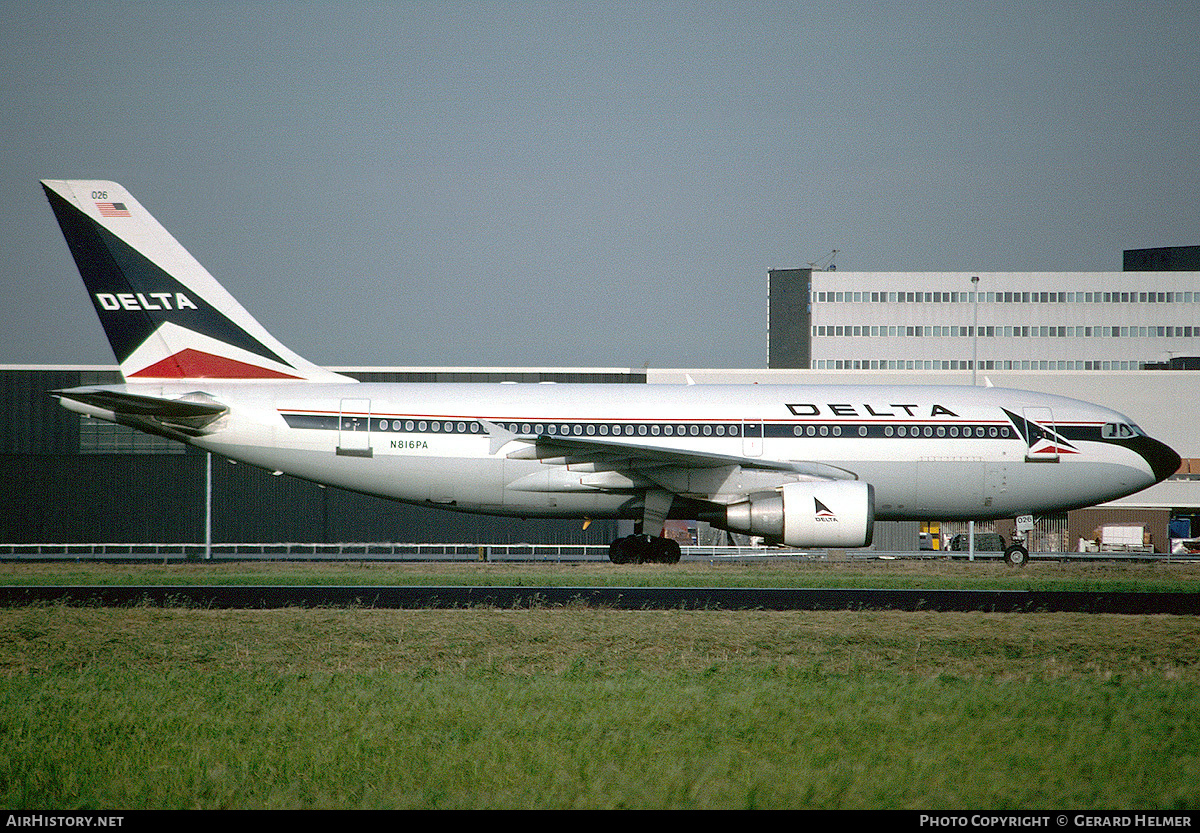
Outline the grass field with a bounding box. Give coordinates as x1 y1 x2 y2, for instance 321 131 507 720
0 559 1197 809
5 556 1200 591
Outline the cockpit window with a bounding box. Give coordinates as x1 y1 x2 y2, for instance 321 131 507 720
1102 422 1140 439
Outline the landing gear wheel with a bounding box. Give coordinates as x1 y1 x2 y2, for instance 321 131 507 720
652 537 682 564
608 535 647 564
607 535 682 564
608 536 634 564
1003 544 1029 568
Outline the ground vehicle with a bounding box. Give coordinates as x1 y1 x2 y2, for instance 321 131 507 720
949 532 1005 552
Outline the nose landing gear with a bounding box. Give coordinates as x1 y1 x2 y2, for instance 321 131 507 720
1003 543 1029 567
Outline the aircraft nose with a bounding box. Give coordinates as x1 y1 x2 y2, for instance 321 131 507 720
1135 436 1182 484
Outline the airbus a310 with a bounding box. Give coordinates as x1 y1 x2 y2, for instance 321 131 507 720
41 179 1180 565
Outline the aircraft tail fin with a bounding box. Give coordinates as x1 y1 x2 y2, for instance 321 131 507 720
41 179 351 383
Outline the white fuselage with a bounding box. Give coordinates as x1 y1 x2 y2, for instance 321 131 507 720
74 381 1173 523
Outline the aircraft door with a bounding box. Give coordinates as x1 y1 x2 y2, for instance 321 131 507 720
742 419 764 457
337 398 373 457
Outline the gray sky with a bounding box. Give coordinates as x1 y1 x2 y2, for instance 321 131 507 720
4 1 1199 368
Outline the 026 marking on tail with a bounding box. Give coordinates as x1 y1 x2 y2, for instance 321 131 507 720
41 179 1181 564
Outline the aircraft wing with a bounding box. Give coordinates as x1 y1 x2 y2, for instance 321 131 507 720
483 421 858 501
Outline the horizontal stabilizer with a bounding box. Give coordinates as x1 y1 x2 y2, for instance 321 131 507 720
54 387 227 437
54 388 226 418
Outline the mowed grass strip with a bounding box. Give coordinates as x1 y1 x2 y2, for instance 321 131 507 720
0 606 1198 809
5 558 1200 592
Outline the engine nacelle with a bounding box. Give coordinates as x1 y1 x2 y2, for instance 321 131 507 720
719 481 874 548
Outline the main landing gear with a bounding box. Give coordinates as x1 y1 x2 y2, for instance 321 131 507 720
609 488 682 563
608 535 682 564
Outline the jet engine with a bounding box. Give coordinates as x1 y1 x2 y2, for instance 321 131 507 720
712 480 874 548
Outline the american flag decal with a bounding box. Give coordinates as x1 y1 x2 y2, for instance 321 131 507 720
96 202 130 217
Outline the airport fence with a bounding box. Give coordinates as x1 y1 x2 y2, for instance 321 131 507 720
0 542 1193 563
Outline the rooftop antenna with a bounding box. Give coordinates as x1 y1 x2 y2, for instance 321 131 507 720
807 249 839 271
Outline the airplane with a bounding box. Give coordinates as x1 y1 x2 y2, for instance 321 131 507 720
40 179 1181 567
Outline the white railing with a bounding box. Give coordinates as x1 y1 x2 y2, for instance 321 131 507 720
0 543 1192 562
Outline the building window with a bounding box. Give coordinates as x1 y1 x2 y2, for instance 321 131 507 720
78 417 186 455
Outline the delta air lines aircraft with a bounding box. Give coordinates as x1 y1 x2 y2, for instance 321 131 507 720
41 179 1181 565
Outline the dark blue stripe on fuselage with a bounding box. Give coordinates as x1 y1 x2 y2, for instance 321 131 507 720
281 413 1027 440
282 412 1178 483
